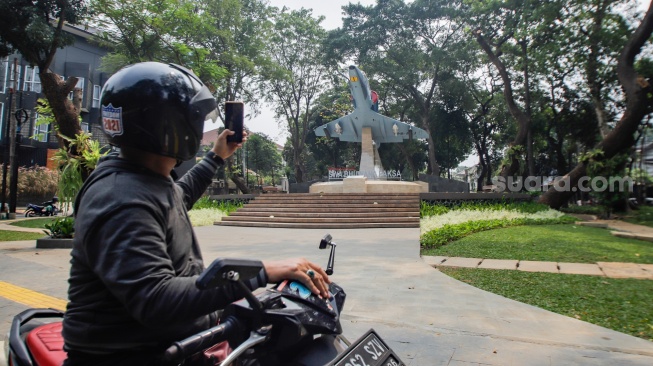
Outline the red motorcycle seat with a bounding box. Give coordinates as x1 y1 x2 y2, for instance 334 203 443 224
25 322 67 366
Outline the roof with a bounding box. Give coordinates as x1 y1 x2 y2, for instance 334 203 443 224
201 129 220 146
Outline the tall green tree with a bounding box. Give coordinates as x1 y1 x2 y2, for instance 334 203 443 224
260 8 332 183
327 0 469 176
539 2 653 208
0 0 90 148
93 0 227 85
462 0 564 178
245 132 283 185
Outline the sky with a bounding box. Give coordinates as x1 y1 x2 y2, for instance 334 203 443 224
204 0 377 145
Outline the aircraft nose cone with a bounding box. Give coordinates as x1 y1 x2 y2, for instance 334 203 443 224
349 65 356 70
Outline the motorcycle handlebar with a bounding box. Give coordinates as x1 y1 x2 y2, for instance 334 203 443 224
163 316 240 363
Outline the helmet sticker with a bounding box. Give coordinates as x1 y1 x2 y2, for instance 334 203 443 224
102 104 123 136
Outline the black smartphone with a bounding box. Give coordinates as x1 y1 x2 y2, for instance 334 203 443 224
225 101 244 143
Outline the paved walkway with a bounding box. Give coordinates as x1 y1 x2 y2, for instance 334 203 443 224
423 255 653 279
1 221 653 365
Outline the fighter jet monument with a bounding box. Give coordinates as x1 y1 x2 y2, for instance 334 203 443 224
311 66 429 193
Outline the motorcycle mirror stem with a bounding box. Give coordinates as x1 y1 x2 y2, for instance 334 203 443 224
226 270 264 326
319 234 337 275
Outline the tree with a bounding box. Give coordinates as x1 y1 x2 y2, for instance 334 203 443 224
260 8 332 183
463 0 563 178
245 132 282 186
539 2 653 208
0 0 90 148
94 0 274 193
327 0 469 176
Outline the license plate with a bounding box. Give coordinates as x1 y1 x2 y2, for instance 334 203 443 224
329 329 405 366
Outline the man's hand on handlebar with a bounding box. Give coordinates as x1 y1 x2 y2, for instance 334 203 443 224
263 258 331 299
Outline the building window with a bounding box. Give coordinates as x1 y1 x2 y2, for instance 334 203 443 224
81 122 89 133
68 77 85 101
2 59 20 93
0 102 4 140
0 58 7 94
23 66 41 93
32 112 49 142
92 85 101 108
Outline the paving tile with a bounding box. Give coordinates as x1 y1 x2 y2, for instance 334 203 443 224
575 221 608 228
478 259 518 270
438 257 482 268
421 255 448 267
558 262 604 276
598 262 653 279
610 231 653 242
517 261 559 273
638 263 653 273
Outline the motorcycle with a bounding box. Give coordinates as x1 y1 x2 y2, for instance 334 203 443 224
5 234 405 366
24 198 59 217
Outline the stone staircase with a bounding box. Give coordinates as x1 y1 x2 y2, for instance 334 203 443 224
217 193 421 229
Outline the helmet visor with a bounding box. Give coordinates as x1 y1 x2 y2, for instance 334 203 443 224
189 85 218 133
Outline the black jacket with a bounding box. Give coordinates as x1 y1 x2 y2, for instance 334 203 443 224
62 154 267 355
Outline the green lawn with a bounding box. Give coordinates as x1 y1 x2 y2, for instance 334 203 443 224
0 230 45 241
623 206 653 228
440 267 653 341
422 224 653 264
10 218 58 229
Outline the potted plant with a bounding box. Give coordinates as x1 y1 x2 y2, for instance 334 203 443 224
36 217 74 248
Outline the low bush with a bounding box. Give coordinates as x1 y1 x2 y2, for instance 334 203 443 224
420 200 549 217
420 216 575 249
43 217 75 239
559 205 606 215
192 196 245 214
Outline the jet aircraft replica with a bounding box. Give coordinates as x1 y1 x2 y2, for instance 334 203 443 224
314 65 428 178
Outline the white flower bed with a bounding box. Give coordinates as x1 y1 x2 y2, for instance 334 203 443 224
188 208 226 227
420 208 566 234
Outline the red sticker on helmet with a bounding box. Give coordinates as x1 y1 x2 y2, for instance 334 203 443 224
102 104 123 136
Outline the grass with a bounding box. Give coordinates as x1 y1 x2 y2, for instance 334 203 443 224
439 267 653 341
623 206 653 228
0 231 45 241
10 218 58 229
422 224 653 264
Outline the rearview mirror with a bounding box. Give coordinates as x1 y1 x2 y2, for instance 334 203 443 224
196 258 264 290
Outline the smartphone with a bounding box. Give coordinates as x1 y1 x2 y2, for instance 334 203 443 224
225 101 244 143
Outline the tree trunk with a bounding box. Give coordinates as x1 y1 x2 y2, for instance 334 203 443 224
39 72 82 148
397 143 418 181
539 3 653 208
474 30 530 178
522 41 535 176
586 0 611 138
230 175 250 194
423 116 440 176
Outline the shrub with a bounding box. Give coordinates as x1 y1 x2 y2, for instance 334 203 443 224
43 217 75 239
420 200 549 217
16 166 59 198
192 196 245 214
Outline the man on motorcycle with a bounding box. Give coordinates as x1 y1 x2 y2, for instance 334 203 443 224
62 62 330 366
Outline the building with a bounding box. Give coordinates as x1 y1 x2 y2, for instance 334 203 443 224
0 24 111 169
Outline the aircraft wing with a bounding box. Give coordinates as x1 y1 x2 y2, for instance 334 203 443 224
314 110 429 143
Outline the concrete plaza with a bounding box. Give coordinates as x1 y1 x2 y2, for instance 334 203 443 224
1 225 653 365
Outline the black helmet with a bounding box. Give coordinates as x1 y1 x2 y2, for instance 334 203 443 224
100 62 218 161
